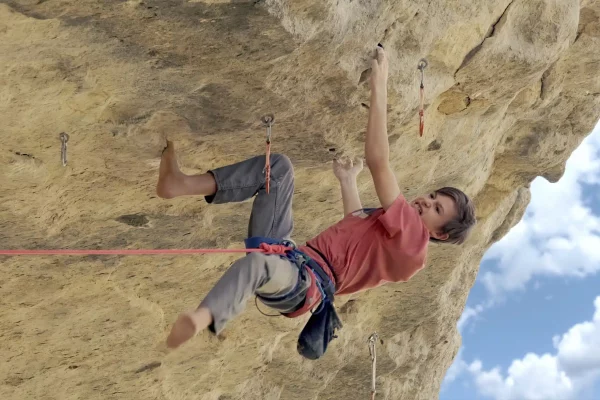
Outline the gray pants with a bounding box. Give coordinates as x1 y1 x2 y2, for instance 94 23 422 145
199 154 310 335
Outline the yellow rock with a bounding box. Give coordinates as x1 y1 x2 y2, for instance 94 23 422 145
0 1 598 399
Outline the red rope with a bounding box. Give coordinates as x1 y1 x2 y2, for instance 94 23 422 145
0 243 292 256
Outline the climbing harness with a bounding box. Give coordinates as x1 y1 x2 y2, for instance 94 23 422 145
261 114 274 194
59 132 69 167
368 332 380 400
246 236 342 360
417 59 428 137
245 236 336 311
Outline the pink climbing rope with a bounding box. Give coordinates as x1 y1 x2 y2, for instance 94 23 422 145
0 243 293 256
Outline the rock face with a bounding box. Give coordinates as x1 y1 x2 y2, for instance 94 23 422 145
1 0 598 399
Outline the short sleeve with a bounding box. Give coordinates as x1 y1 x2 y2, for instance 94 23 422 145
378 194 428 240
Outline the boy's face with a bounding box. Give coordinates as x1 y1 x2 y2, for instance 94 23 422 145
411 192 458 241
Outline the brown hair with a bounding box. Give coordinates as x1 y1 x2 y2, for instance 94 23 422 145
430 187 476 245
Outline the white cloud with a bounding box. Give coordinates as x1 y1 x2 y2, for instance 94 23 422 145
481 122 600 298
457 304 485 332
469 354 574 400
556 297 600 379
443 301 495 389
467 296 600 400
443 347 468 386
446 122 600 389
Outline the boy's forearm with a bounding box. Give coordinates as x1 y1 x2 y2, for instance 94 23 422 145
365 89 389 167
339 178 362 216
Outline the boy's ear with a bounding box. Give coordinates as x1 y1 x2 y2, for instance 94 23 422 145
431 231 449 241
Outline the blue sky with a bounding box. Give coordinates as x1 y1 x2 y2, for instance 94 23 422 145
441 119 600 400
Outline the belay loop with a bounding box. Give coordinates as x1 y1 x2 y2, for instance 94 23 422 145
261 114 275 194
417 58 428 137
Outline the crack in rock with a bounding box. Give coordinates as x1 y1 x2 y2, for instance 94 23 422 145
455 0 515 74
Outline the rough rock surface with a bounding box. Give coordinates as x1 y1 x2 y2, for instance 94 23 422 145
1 0 598 399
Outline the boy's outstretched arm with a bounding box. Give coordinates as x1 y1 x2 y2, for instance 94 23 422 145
333 157 363 216
365 46 401 211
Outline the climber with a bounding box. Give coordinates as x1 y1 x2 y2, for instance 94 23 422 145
159 45 476 356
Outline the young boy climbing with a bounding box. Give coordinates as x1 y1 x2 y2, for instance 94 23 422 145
159 45 476 355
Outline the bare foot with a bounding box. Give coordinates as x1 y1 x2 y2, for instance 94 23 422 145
166 312 198 349
166 308 213 349
156 141 184 199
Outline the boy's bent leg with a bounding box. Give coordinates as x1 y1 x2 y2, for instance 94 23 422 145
207 153 295 240
156 141 293 220
166 252 305 348
158 143 295 240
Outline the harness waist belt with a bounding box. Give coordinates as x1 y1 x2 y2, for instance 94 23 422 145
306 244 336 284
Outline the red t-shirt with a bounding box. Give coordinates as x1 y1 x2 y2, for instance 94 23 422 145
299 194 429 296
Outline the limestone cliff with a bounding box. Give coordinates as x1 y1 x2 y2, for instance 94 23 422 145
1 0 599 399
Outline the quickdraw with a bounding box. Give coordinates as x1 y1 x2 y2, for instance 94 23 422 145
261 114 274 194
60 132 69 166
417 59 428 137
368 332 380 400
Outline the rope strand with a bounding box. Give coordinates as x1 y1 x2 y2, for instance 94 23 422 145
0 243 293 256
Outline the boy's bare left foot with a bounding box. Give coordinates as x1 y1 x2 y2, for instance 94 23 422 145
166 312 198 349
166 307 213 349
156 141 184 199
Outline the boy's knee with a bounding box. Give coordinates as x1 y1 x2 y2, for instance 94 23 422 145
245 251 267 263
242 252 272 282
226 252 269 284
243 252 270 272
270 154 294 179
